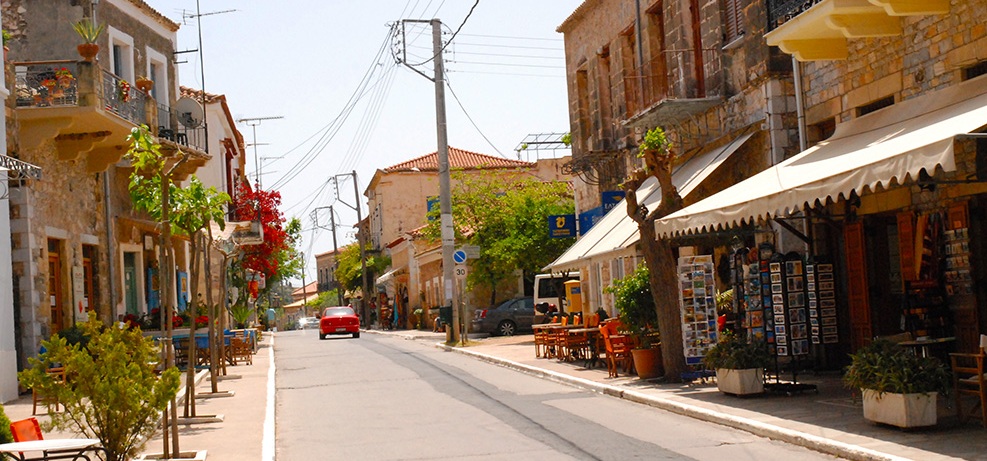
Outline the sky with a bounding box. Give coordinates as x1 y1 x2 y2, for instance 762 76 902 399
142 0 583 284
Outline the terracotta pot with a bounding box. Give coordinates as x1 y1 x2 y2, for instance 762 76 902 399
631 346 663 379
77 43 99 62
135 78 153 93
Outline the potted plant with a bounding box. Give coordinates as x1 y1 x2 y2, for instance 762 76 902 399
607 264 663 379
704 331 771 395
135 76 154 93
72 18 104 61
2 29 11 62
843 339 952 428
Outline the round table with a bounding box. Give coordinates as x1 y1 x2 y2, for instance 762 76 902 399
0 438 102 461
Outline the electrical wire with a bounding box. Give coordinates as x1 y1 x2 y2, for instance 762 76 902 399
408 0 479 66
445 77 505 158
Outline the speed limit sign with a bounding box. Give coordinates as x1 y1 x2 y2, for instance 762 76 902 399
455 265 468 279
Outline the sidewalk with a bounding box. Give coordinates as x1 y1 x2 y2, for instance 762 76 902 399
376 329 987 461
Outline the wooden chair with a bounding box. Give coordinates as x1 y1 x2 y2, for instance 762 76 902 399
10 417 43 442
600 320 632 378
562 328 590 363
230 335 253 366
950 335 987 427
31 367 65 415
533 325 549 358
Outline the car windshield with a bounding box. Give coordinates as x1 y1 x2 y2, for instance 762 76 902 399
323 307 354 317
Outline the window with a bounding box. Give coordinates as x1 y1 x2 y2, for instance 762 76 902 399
107 26 135 81
146 47 170 105
576 68 591 151
963 60 987 81
723 0 744 44
857 96 895 117
808 117 836 144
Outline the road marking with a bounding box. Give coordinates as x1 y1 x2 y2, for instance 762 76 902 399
262 334 276 461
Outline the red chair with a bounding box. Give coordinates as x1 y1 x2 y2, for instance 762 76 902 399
600 320 632 378
10 417 43 442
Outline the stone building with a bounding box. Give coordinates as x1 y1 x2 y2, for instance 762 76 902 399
653 0 987 362
0 0 224 397
551 0 795 315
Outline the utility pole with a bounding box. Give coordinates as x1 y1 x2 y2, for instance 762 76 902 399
395 18 459 342
312 204 344 306
235 116 283 188
332 172 368 325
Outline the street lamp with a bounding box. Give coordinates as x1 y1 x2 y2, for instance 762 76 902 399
235 116 283 188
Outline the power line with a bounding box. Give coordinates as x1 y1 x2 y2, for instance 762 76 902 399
446 69 565 78
458 32 563 42
445 77 505 158
450 60 564 69
453 42 562 51
408 0 479 66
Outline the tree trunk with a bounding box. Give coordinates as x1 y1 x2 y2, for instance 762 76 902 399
638 219 687 380
184 231 200 418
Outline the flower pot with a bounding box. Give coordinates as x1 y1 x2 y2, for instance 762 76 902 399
136 78 154 93
861 389 938 428
77 43 99 61
631 347 663 379
715 368 764 395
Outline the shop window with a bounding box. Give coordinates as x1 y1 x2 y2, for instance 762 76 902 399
962 60 987 81
856 96 894 117
82 245 99 315
576 67 591 151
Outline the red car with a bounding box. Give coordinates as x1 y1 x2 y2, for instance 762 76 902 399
319 306 360 339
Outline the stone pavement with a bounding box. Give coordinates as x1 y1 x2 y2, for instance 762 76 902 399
4 329 987 461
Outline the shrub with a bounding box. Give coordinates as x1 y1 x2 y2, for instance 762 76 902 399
606 264 658 348
19 315 180 461
843 339 951 396
703 330 771 370
0 404 12 444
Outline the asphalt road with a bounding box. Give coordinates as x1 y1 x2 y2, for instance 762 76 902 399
273 330 837 460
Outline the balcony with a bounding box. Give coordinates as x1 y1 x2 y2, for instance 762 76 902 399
765 0 949 61
621 48 724 130
13 60 207 175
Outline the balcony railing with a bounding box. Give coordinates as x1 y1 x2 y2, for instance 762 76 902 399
619 48 721 118
101 70 147 126
157 103 207 152
14 61 80 108
767 0 825 31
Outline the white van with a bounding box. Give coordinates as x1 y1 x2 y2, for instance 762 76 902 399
533 272 580 314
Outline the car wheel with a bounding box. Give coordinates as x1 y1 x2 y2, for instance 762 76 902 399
319 333 326 340
496 320 517 336
353 332 360 339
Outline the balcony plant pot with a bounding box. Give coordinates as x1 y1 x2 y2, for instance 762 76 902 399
861 389 938 428
136 77 154 93
631 346 663 379
715 368 764 395
77 43 99 62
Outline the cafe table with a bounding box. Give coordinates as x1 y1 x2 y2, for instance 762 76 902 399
532 323 560 358
0 438 105 461
567 327 602 368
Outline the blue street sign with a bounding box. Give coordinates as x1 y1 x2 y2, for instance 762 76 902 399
579 207 604 234
548 214 577 238
601 190 624 212
453 250 468 264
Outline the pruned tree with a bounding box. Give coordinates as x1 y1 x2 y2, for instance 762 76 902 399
623 127 688 381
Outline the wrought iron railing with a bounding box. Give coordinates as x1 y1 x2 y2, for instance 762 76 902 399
156 103 207 152
14 61 80 108
619 48 722 118
767 0 825 31
100 70 147 126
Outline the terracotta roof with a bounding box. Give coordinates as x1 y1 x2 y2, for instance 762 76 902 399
384 147 533 172
128 0 181 32
180 86 224 104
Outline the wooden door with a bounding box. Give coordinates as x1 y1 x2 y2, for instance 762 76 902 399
47 240 63 333
844 221 872 350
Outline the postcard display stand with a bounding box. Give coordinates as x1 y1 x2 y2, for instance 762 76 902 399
765 253 817 394
679 255 718 372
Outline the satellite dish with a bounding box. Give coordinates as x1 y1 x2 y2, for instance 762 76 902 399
175 97 204 128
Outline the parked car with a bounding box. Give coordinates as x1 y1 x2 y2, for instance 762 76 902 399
319 306 360 339
471 297 535 336
297 317 319 330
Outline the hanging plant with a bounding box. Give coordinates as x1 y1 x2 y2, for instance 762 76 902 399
118 79 131 102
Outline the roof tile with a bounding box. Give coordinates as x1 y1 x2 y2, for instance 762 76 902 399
384 147 532 172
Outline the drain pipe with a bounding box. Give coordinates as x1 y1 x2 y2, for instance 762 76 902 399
793 55 808 151
103 171 117 322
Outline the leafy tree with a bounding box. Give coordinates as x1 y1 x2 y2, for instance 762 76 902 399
0 404 12 444
423 171 574 305
623 126 687 381
334 242 390 293
18 316 181 461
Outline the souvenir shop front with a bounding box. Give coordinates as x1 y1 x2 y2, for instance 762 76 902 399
656 78 987 373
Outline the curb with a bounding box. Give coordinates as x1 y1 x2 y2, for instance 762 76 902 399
433 342 909 461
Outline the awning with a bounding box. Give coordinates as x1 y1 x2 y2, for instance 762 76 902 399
375 267 406 285
546 132 754 271
654 77 987 238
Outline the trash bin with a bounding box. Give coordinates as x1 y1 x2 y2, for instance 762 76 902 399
438 305 452 326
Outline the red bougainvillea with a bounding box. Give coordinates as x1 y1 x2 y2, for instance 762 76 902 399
232 180 291 280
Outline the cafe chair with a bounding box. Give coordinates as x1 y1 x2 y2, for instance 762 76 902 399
31 367 65 415
230 335 253 366
601 320 632 378
10 417 43 442
950 334 987 427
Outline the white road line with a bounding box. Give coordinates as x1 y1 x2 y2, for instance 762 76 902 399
262 333 276 461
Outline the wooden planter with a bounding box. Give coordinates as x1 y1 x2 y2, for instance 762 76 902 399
715 368 764 395
861 389 938 428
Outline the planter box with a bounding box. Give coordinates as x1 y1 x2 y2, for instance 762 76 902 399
715 368 764 395
861 389 938 428
138 450 207 461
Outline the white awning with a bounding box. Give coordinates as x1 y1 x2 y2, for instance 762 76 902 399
546 132 754 271
376 268 401 285
654 77 987 238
